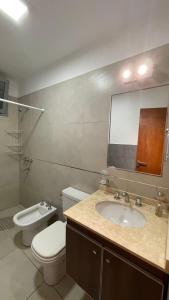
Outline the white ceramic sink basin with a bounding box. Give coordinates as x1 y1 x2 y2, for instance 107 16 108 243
96 201 147 228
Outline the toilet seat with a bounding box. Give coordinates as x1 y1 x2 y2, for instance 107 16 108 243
31 221 66 261
32 245 65 264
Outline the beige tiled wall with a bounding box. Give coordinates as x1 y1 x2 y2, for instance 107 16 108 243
19 45 169 212
0 97 19 210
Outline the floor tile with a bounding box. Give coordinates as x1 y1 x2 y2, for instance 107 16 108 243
0 230 16 259
1 217 28 251
27 283 62 300
0 205 28 251
0 248 43 300
55 275 92 300
0 205 92 300
0 205 24 218
24 247 42 271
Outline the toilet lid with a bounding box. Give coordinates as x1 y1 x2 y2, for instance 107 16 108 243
32 221 66 258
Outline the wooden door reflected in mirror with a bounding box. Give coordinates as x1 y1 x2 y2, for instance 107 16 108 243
107 86 168 176
136 108 167 175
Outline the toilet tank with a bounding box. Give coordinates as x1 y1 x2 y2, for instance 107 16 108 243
62 187 90 212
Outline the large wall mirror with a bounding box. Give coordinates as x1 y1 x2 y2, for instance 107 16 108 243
107 86 169 176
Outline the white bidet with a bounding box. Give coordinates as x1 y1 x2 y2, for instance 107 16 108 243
13 202 57 246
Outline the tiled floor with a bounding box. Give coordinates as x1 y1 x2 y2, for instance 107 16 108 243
0 205 92 300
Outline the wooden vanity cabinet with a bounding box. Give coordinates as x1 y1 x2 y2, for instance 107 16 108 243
102 248 164 300
66 222 168 300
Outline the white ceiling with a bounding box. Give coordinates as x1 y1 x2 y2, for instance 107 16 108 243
0 0 169 80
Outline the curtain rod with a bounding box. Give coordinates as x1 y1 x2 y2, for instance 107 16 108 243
0 98 45 112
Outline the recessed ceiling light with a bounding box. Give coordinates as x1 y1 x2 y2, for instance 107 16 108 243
122 69 132 79
0 0 28 22
137 64 148 76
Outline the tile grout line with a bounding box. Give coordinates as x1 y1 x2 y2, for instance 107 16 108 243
53 285 64 299
25 281 63 300
25 281 44 300
52 286 63 299
22 248 42 272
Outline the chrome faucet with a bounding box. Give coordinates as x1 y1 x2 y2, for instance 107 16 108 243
121 192 131 205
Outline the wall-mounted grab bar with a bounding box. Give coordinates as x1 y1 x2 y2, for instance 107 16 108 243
0 98 45 112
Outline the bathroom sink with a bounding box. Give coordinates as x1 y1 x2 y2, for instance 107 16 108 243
96 201 147 228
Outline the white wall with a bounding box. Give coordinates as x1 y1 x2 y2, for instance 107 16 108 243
19 20 169 98
20 66 169 204
110 86 169 145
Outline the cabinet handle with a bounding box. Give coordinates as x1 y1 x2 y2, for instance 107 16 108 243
92 250 97 255
105 258 110 264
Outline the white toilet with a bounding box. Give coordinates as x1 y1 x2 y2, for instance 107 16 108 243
13 202 57 246
31 187 90 285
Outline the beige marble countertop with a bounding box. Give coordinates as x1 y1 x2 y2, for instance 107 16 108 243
64 189 169 273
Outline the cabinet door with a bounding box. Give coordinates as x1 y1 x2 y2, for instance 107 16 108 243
66 225 102 300
102 248 164 300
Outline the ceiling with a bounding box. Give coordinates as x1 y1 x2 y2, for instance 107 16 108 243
0 0 169 80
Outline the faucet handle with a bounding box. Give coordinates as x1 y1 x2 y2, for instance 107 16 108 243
40 200 45 206
100 178 109 186
156 191 165 202
48 203 52 210
114 191 120 200
155 201 163 217
135 196 142 207
45 201 52 210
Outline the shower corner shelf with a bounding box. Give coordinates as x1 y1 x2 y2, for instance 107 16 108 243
7 152 23 156
6 129 23 157
6 145 23 155
6 144 23 148
7 145 23 148
7 130 23 137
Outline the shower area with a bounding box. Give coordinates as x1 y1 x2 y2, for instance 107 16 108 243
0 89 45 233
